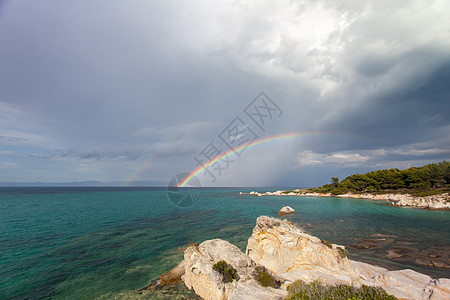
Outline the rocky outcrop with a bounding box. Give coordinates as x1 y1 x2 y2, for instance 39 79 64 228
246 216 359 285
393 193 450 209
140 260 187 291
336 192 450 210
352 261 450 300
182 239 286 300
160 260 186 285
278 206 295 215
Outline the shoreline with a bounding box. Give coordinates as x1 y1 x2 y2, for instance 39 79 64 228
240 190 450 210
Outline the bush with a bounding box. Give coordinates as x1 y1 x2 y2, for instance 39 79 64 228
321 239 333 248
337 247 348 258
286 280 397 300
330 187 348 195
254 266 280 288
212 260 238 283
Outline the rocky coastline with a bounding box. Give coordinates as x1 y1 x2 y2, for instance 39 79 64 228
144 216 450 300
240 190 450 210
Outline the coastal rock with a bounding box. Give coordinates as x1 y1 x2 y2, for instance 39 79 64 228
182 239 285 300
160 260 186 285
278 206 295 215
393 193 450 210
247 189 450 210
337 192 450 210
196 239 256 277
246 216 358 285
352 261 450 300
182 242 227 300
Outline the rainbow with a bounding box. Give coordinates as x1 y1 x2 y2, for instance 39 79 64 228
123 139 180 186
123 154 158 186
178 131 376 187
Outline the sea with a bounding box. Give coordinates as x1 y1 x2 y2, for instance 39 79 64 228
1 187 449 299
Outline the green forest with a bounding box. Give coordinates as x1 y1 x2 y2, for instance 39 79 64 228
309 161 450 196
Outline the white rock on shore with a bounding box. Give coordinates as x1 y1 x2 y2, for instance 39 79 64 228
173 216 450 300
182 239 286 300
241 189 450 210
247 216 358 283
337 192 450 210
245 190 302 197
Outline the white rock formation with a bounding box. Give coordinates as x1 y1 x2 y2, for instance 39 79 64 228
182 239 286 300
337 193 450 210
242 189 450 210
247 216 358 284
278 206 295 215
352 261 450 300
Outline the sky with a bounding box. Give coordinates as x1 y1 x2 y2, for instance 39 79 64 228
0 0 449 187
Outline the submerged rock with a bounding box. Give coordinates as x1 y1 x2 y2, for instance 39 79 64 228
386 248 408 259
383 245 450 270
349 243 377 250
278 206 295 215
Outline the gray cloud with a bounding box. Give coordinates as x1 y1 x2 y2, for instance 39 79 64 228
0 0 449 186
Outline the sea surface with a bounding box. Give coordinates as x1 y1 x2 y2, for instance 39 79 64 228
1 187 449 299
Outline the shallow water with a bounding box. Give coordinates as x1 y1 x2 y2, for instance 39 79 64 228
0 187 449 299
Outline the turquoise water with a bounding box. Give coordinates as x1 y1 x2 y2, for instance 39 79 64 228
0 187 449 299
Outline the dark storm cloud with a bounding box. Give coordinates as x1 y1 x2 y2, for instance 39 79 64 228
318 60 450 148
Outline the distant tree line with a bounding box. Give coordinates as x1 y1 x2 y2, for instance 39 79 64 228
310 161 450 195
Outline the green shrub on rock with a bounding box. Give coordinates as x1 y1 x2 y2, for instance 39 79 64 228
321 239 333 248
254 266 280 288
337 247 348 258
212 260 238 283
286 280 397 300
